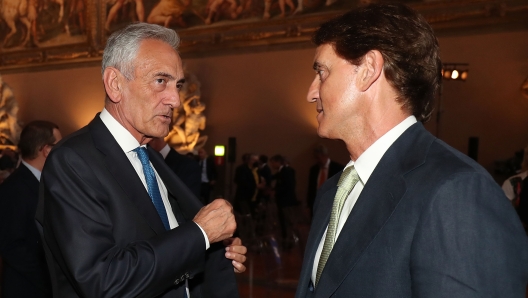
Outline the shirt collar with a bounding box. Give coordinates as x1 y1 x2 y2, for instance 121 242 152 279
100 108 142 153
21 160 41 181
159 144 170 159
347 115 417 185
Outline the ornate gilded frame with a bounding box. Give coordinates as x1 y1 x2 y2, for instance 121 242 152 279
0 0 526 73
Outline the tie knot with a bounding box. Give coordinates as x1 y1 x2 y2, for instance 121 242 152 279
133 146 150 166
337 165 359 189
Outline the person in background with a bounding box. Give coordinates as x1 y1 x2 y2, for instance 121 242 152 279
270 154 299 249
150 137 201 197
306 144 344 220
197 148 217 204
257 154 272 202
234 153 260 217
0 120 61 298
0 147 19 183
502 145 528 208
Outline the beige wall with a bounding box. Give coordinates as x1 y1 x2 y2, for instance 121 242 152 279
3 29 528 203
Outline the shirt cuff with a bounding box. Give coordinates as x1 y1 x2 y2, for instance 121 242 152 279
195 222 210 250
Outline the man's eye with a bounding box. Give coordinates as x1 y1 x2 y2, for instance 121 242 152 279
316 70 325 80
156 78 166 84
177 83 183 90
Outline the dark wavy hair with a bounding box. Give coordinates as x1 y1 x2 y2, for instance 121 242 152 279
313 3 442 122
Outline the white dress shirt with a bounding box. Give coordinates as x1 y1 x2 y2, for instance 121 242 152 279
311 116 417 285
100 109 180 230
159 144 171 159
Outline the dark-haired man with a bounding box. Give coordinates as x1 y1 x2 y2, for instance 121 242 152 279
296 3 528 297
0 120 61 298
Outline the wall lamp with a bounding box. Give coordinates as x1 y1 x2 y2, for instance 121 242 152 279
442 63 469 81
214 145 225 166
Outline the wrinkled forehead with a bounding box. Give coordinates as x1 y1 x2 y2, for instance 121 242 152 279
133 39 184 76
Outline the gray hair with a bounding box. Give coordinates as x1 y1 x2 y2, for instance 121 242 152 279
101 23 180 80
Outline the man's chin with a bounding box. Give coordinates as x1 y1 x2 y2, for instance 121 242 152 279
147 128 169 139
316 126 329 139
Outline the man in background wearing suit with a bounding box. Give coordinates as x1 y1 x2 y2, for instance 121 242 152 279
150 137 201 198
270 154 299 249
306 144 343 220
197 148 217 203
234 153 260 216
0 120 61 298
257 155 272 202
296 3 528 297
36 23 246 297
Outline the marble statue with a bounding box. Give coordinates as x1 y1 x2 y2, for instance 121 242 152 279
0 74 21 147
165 71 208 153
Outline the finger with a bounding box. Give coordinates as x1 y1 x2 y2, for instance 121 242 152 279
226 251 247 263
230 237 242 245
226 244 247 255
224 237 242 248
232 260 246 273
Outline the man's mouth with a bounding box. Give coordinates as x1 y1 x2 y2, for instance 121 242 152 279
159 114 172 122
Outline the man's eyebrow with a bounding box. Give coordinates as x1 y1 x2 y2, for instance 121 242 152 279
153 72 175 80
177 78 186 85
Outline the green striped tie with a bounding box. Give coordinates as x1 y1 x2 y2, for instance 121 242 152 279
315 165 359 286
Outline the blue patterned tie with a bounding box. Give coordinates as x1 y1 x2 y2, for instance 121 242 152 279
134 147 170 230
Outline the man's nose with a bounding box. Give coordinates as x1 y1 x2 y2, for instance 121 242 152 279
306 77 319 103
168 85 181 109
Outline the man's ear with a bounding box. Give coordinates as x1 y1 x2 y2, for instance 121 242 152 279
357 50 384 92
41 144 52 159
103 67 124 103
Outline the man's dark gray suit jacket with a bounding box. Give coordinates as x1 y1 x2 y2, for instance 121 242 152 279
35 115 238 298
296 122 528 297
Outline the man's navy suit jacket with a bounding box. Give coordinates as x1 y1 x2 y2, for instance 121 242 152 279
0 164 51 297
35 115 238 298
296 123 528 297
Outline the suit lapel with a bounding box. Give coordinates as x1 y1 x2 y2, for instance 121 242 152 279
315 123 434 297
297 177 338 295
88 115 167 234
316 171 406 296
